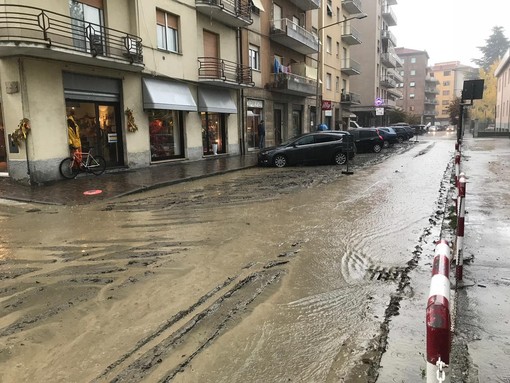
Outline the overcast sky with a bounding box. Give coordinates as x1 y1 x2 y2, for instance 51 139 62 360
391 0 510 67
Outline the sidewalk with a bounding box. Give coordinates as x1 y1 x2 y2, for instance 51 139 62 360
0 153 258 206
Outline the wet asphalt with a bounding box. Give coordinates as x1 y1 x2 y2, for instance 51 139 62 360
1 135 509 380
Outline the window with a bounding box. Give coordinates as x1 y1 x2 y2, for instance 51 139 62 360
157 9 179 52
326 36 332 54
443 81 450 86
410 70 416 76
326 0 333 16
69 0 104 53
326 73 332 90
249 45 260 70
442 100 449 105
410 82 415 87
335 76 340 92
410 57 416 63
409 93 415 99
444 70 451 76
336 42 340 58
443 90 450 96
409 106 415 111
336 7 340 22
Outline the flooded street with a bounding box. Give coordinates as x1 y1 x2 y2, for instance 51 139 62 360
1 136 456 382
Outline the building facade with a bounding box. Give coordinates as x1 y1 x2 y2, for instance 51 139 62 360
348 0 402 127
394 47 437 125
0 0 369 183
495 49 510 131
429 61 478 126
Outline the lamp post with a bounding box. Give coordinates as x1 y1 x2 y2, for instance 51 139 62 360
315 12 367 128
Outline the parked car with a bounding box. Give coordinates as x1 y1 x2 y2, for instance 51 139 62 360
412 124 428 135
388 126 409 142
347 128 384 153
257 131 355 168
377 127 398 147
390 123 414 139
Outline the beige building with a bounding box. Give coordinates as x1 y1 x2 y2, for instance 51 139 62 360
394 47 438 125
495 49 510 131
0 0 367 183
349 0 402 127
429 61 478 126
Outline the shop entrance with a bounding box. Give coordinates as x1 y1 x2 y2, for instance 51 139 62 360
65 101 124 167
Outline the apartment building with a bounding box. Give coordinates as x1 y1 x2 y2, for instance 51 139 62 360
495 49 510 131
394 47 437 125
0 0 252 183
429 61 479 126
348 0 402 127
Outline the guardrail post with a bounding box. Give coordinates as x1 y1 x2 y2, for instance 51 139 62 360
456 175 466 282
454 151 461 187
426 240 451 383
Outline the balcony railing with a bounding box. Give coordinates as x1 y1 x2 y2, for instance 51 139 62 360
269 72 316 96
341 58 361 75
341 0 363 14
195 0 252 28
198 57 254 88
340 91 361 104
380 76 397 88
380 52 402 68
341 25 362 45
425 87 439 94
381 29 397 46
425 98 438 105
382 6 397 26
270 19 318 55
0 4 143 69
387 87 403 99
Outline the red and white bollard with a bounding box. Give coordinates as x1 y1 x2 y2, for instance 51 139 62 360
426 240 452 383
454 151 461 187
456 174 467 282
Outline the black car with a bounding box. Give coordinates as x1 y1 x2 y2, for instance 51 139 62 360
388 126 410 142
258 131 355 168
347 128 384 153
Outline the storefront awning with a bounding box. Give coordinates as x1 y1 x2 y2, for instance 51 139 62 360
142 78 197 111
198 88 237 114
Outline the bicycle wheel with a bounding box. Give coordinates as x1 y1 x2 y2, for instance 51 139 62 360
89 155 106 176
59 158 79 179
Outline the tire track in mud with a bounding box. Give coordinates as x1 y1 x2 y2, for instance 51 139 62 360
94 264 285 382
347 156 455 382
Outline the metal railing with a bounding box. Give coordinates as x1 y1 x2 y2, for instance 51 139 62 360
271 18 319 48
198 57 253 86
195 0 252 23
0 4 143 64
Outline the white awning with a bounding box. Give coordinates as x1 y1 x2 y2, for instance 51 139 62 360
142 78 197 111
251 0 265 11
198 87 237 114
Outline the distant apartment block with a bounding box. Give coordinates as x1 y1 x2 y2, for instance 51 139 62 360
495 49 510 131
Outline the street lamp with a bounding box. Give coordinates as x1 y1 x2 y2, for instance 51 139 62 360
315 12 367 128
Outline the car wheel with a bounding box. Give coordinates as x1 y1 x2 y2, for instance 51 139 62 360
383 141 389 148
273 154 287 168
333 151 347 165
373 144 382 153
397 136 404 144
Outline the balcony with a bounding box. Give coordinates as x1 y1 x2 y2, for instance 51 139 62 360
198 57 254 88
387 87 402 99
381 29 397 46
341 26 362 45
341 0 363 14
196 0 252 27
380 76 397 88
288 0 320 11
425 98 438 105
382 6 397 26
425 87 439 94
341 58 361 75
425 76 438 83
0 4 143 71
340 91 361 105
386 0 397 5
388 69 403 83
424 110 438 116
268 72 316 96
380 52 402 68
270 19 318 55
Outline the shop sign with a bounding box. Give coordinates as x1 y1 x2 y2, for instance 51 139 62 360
247 99 263 108
375 107 385 116
325 110 333 116
108 133 118 143
321 100 332 110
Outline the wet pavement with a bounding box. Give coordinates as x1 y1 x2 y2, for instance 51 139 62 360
0 153 258 206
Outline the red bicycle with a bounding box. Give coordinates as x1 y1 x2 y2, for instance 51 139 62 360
59 149 106 179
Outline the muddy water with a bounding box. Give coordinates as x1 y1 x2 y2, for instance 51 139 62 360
0 138 454 383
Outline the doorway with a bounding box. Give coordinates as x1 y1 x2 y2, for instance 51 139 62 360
274 109 282 145
0 105 6 173
65 101 124 167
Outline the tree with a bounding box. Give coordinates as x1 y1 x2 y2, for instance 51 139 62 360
472 26 509 72
471 60 499 123
448 97 461 127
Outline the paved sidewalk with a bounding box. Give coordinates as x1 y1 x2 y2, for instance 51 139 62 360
0 153 258 206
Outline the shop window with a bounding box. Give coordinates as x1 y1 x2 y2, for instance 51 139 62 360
201 113 226 155
156 9 179 52
148 110 184 161
69 0 104 54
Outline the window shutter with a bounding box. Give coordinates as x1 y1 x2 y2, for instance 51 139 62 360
79 0 103 9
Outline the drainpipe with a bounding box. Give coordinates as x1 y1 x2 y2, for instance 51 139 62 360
237 26 246 155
